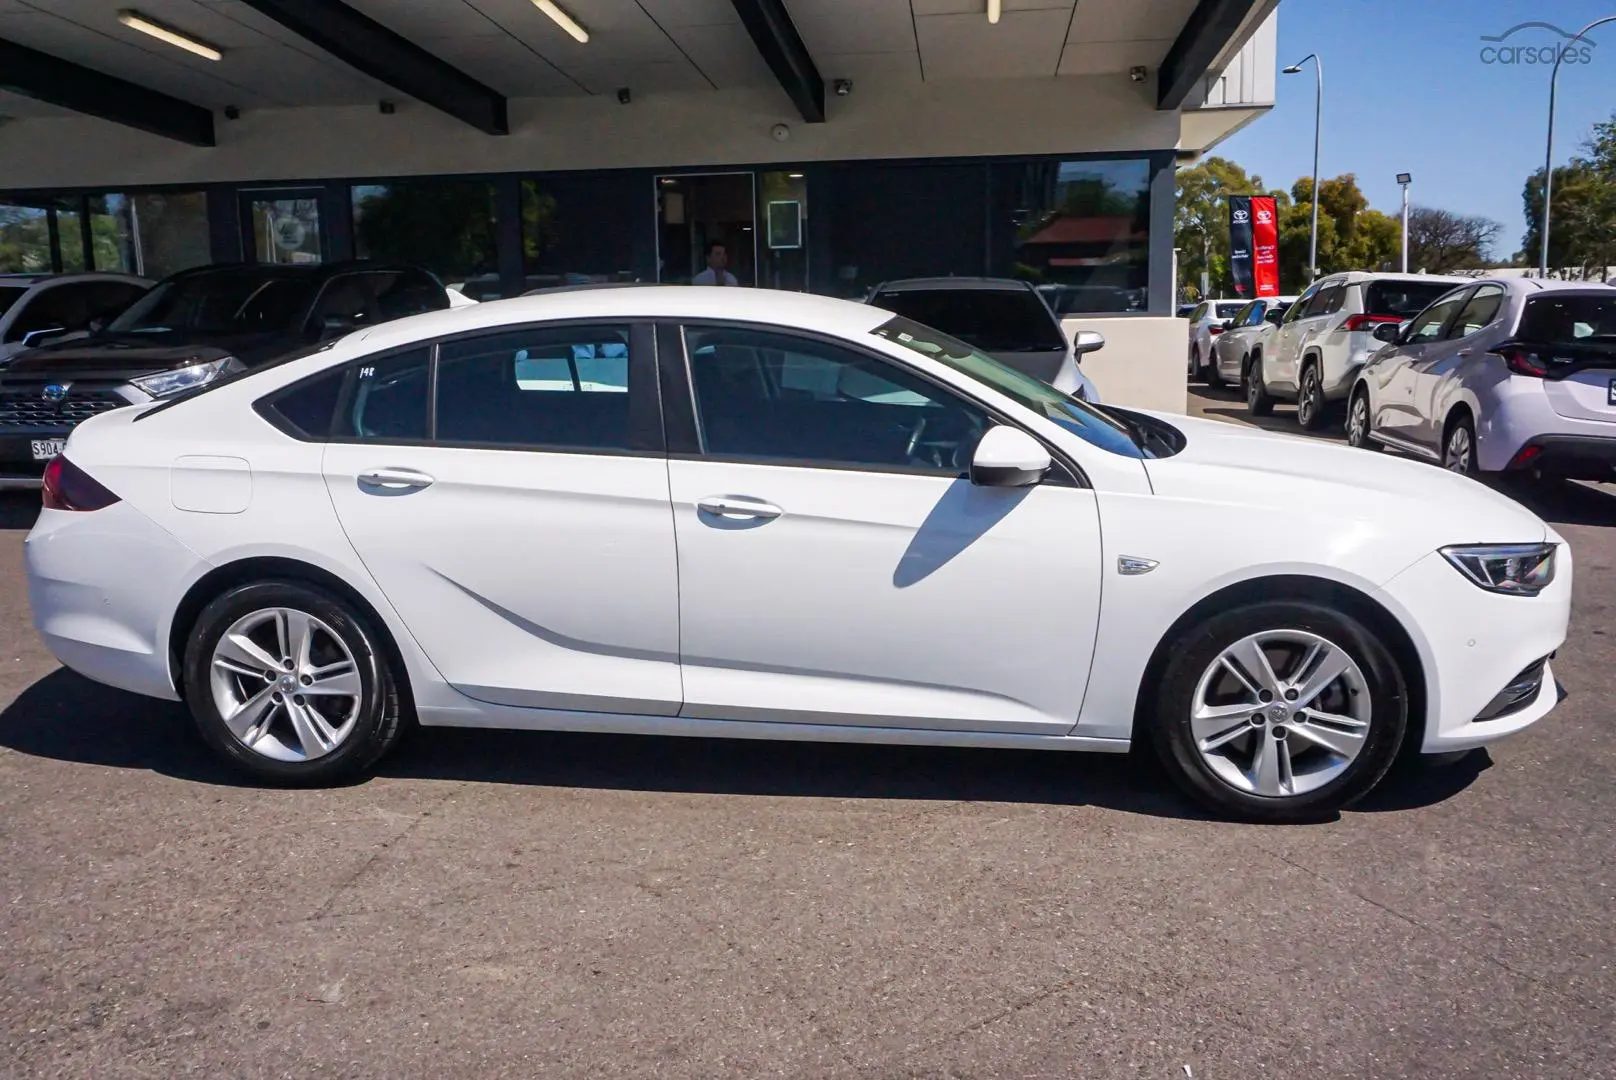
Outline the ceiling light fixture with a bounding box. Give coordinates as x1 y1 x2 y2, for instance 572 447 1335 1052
530 0 589 43
117 9 223 61
987 0 1001 25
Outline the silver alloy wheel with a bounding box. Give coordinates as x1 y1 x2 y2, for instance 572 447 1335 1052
209 607 362 762
1190 630 1371 798
1445 425 1473 473
1348 393 1369 446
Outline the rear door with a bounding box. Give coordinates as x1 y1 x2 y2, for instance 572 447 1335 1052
1271 282 1321 388
1517 291 1616 426
1282 281 1344 389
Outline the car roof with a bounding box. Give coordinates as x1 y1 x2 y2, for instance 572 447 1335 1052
340 286 891 356
1507 276 1616 294
0 271 150 288
871 277 1035 294
1316 271 1473 286
162 260 433 285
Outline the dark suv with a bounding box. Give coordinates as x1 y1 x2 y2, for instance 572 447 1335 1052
0 261 449 485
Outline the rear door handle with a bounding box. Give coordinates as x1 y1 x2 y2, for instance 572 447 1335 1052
358 467 435 492
697 495 782 521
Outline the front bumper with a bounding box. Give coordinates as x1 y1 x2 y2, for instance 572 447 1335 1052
1376 544 1573 754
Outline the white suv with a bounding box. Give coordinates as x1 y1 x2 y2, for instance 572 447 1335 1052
1246 272 1470 429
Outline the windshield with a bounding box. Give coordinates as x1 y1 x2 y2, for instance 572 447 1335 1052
872 316 1153 459
108 272 316 335
1364 280 1457 318
869 288 1066 352
0 286 26 318
1517 292 1616 346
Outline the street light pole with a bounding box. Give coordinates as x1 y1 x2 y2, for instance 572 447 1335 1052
1283 55 1323 282
1541 16 1616 278
1397 173 1411 273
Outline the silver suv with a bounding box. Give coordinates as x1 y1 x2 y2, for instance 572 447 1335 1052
1246 272 1470 429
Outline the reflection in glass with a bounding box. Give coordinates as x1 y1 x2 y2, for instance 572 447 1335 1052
251 197 322 265
0 203 54 273
1006 159 1150 314
90 192 211 280
352 181 496 299
759 171 807 291
522 175 641 293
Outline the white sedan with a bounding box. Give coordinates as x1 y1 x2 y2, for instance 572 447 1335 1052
25 288 1571 822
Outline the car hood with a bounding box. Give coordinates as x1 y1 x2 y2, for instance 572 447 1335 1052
1139 413 1549 545
0 332 287 381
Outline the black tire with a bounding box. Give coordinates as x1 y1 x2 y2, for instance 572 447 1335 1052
1346 387 1381 451
1442 413 1479 476
183 580 405 785
1147 600 1408 823
1206 352 1226 389
1296 361 1331 431
1245 355 1275 416
1189 345 1204 382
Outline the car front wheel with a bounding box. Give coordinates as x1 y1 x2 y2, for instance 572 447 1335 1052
1443 415 1479 476
1148 601 1408 823
1346 388 1380 451
183 581 406 785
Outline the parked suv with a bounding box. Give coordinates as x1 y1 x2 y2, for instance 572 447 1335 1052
1185 299 1247 382
1346 277 1616 479
1209 295 1297 388
865 277 1102 401
0 261 449 486
1246 272 1470 429
0 272 152 365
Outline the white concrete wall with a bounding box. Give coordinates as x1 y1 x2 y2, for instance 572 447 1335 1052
1063 316 1187 414
0 73 1181 190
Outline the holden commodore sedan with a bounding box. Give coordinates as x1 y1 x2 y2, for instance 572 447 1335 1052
26 288 1570 822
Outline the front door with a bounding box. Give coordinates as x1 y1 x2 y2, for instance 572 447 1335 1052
664 322 1103 735
241 188 326 265
320 323 683 715
1378 289 1471 447
1271 283 1320 390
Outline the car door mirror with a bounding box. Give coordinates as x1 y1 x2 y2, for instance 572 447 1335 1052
1070 329 1105 360
1372 322 1403 345
1265 311 1285 326
18 326 67 348
970 426 1050 488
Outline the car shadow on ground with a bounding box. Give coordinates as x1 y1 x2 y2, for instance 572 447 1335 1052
0 668 1490 822
1188 384 1346 442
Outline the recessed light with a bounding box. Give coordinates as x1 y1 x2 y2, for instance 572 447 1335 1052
117 9 222 61
531 0 589 44
788 173 804 179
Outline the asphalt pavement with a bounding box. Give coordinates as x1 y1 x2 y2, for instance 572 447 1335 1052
0 390 1612 1079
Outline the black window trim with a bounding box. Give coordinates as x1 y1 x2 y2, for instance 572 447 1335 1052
660 316 1086 488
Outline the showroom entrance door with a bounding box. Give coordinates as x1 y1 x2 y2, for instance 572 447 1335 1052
655 173 755 286
240 188 326 265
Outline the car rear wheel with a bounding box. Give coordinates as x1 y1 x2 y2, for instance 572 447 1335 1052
1245 356 1275 416
1346 388 1380 451
1296 362 1330 430
1443 415 1479 476
183 581 405 785
1206 351 1226 389
1148 601 1408 823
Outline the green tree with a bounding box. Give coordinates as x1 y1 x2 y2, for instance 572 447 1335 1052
1520 112 1616 277
1175 156 1283 299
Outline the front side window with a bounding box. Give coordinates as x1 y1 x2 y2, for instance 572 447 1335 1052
1236 302 1261 327
685 325 989 473
1283 284 1319 323
435 326 633 451
1445 286 1505 340
1404 292 1469 345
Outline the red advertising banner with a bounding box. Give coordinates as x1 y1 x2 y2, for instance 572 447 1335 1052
1251 196 1279 297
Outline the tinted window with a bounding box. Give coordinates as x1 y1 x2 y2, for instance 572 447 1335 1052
110 272 315 335
1404 294 1468 344
1364 280 1460 318
435 326 632 451
1215 302 1245 320
86 281 148 322
333 349 431 441
1283 285 1319 323
687 325 989 472
1303 285 1342 318
0 285 27 317
267 368 345 437
1445 286 1505 340
1517 292 1616 346
5 284 89 341
1235 302 1261 327
868 289 1065 351
1320 286 1347 315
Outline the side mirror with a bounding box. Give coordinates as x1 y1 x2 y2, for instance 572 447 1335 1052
1070 329 1105 361
1265 311 1285 326
1372 322 1403 344
1219 319 1234 331
970 426 1050 488
18 326 67 348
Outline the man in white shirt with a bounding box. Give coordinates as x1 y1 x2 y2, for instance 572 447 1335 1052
692 240 740 286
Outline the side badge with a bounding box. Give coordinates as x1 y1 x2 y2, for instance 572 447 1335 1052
1117 556 1159 576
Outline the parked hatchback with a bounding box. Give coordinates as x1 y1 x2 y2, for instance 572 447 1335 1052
1247 272 1470 429
866 278 1102 401
1186 299 1248 382
0 272 152 365
1209 295 1298 388
0 261 449 486
1346 278 1616 479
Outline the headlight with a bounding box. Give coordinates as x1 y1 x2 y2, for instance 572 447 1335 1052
130 358 232 399
1441 543 1557 596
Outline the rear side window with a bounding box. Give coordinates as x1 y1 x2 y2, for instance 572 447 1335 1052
333 349 432 441
1303 285 1342 317
264 368 345 437
1215 302 1245 320
1364 280 1461 318
868 289 1065 352
1517 292 1616 346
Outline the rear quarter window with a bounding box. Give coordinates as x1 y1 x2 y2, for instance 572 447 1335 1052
1364 280 1463 318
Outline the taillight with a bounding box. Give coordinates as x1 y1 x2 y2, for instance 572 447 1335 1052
1342 313 1402 332
1495 347 1548 378
41 456 120 512
1209 325 1224 336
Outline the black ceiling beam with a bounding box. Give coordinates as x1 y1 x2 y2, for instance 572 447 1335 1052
0 37 215 146
236 0 507 135
1157 0 1260 109
730 0 825 123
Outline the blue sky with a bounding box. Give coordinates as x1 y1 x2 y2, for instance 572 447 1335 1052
1218 0 1616 261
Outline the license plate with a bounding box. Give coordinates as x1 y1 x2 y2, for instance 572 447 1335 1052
30 439 64 461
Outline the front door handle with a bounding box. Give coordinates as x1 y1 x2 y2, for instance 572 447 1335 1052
696 495 782 521
358 467 435 492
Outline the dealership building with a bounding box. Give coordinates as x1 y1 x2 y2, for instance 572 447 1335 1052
0 0 1279 410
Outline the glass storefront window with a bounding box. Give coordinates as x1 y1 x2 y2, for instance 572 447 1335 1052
758 171 807 292
827 163 988 300
0 203 54 274
90 192 211 280
523 174 641 293
352 180 497 297
1000 159 1150 314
